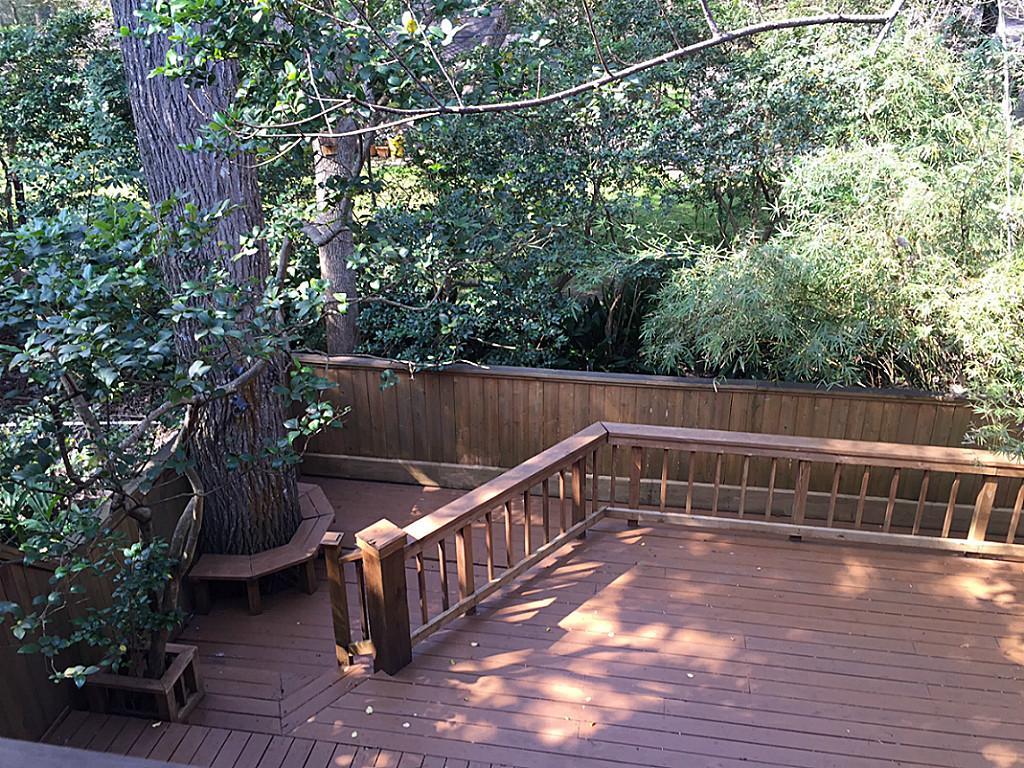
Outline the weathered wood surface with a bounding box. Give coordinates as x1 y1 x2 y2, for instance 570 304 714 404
1 736 180 767
297 355 1011 506
45 497 1024 768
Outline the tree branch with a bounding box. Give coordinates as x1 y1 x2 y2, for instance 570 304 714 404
250 9 900 140
698 0 720 37
580 0 611 75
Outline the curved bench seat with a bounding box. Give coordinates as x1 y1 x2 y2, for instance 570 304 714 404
188 483 336 615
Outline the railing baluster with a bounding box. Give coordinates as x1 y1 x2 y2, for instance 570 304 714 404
437 539 451 612
559 469 568 534
826 464 841 528
572 458 586 529
355 558 370 641
629 445 643 509
415 552 429 625
712 453 723 516
968 477 998 543
456 523 475 615
883 469 901 533
591 448 599 516
686 451 695 515
855 468 870 529
504 500 515 567
485 509 495 581
738 456 750 518
1006 483 1024 544
542 477 551 544
912 470 930 536
610 445 618 504
792 460 810 525
659 448 669 513
524 490 533 556
764 457 777 520
942 475 960 538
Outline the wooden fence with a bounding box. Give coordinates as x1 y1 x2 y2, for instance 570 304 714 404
0 472 189 742
297 355 1008 505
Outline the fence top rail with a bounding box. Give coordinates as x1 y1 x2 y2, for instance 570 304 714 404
603 422 1024 478
295 353 964 405
400 422 608 553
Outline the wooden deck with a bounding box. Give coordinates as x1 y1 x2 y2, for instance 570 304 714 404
44 478 1024 767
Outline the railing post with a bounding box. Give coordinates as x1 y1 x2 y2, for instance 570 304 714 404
357 519 412 675
968 477 998 543
321 531 352 667
456 523 476 616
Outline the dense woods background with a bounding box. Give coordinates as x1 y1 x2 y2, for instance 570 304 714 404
1 3 1020 405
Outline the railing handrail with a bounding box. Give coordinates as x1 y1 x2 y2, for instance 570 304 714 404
402 422 608 554
603 422 1024 477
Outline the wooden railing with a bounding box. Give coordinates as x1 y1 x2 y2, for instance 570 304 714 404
603 423 1024 555
323 423 608 673
323 421 1024 674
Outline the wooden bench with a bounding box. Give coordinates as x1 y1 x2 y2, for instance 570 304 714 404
188 483 336 615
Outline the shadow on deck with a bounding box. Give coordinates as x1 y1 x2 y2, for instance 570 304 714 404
44 477 1024 768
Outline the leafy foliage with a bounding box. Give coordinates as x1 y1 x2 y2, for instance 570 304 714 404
0 9 139 224
643 22 1024 450
0 201 336 681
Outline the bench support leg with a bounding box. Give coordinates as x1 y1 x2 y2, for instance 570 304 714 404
246 579 262 615
193 580 211 615
298 559 318 594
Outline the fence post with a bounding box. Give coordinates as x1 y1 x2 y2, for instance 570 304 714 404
321 531 352 667
357 519 412 674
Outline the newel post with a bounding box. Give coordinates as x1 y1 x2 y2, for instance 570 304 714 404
357 519 412 674
321 531 352 667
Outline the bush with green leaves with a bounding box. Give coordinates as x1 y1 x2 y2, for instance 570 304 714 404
642 22 1024 451
0 9 139 226
0 201 336 682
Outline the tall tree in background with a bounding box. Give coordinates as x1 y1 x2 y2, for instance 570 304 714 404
110 0 301 553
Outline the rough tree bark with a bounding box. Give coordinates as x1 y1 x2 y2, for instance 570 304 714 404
305 120 365 354
111 0 301 554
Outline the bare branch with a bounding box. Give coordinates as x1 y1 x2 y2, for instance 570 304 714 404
249 10 900 140
868 0 907 56
404 2 465 106
698 0 720 37
307 0 448 110
580 0 611 75
654 0 683 49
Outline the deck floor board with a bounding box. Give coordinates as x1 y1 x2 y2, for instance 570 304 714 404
40 479 1024 767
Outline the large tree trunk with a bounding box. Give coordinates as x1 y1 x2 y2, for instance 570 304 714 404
111 0 301 554
306 121 365 354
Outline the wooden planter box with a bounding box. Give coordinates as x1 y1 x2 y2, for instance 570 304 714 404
84 643 203 722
